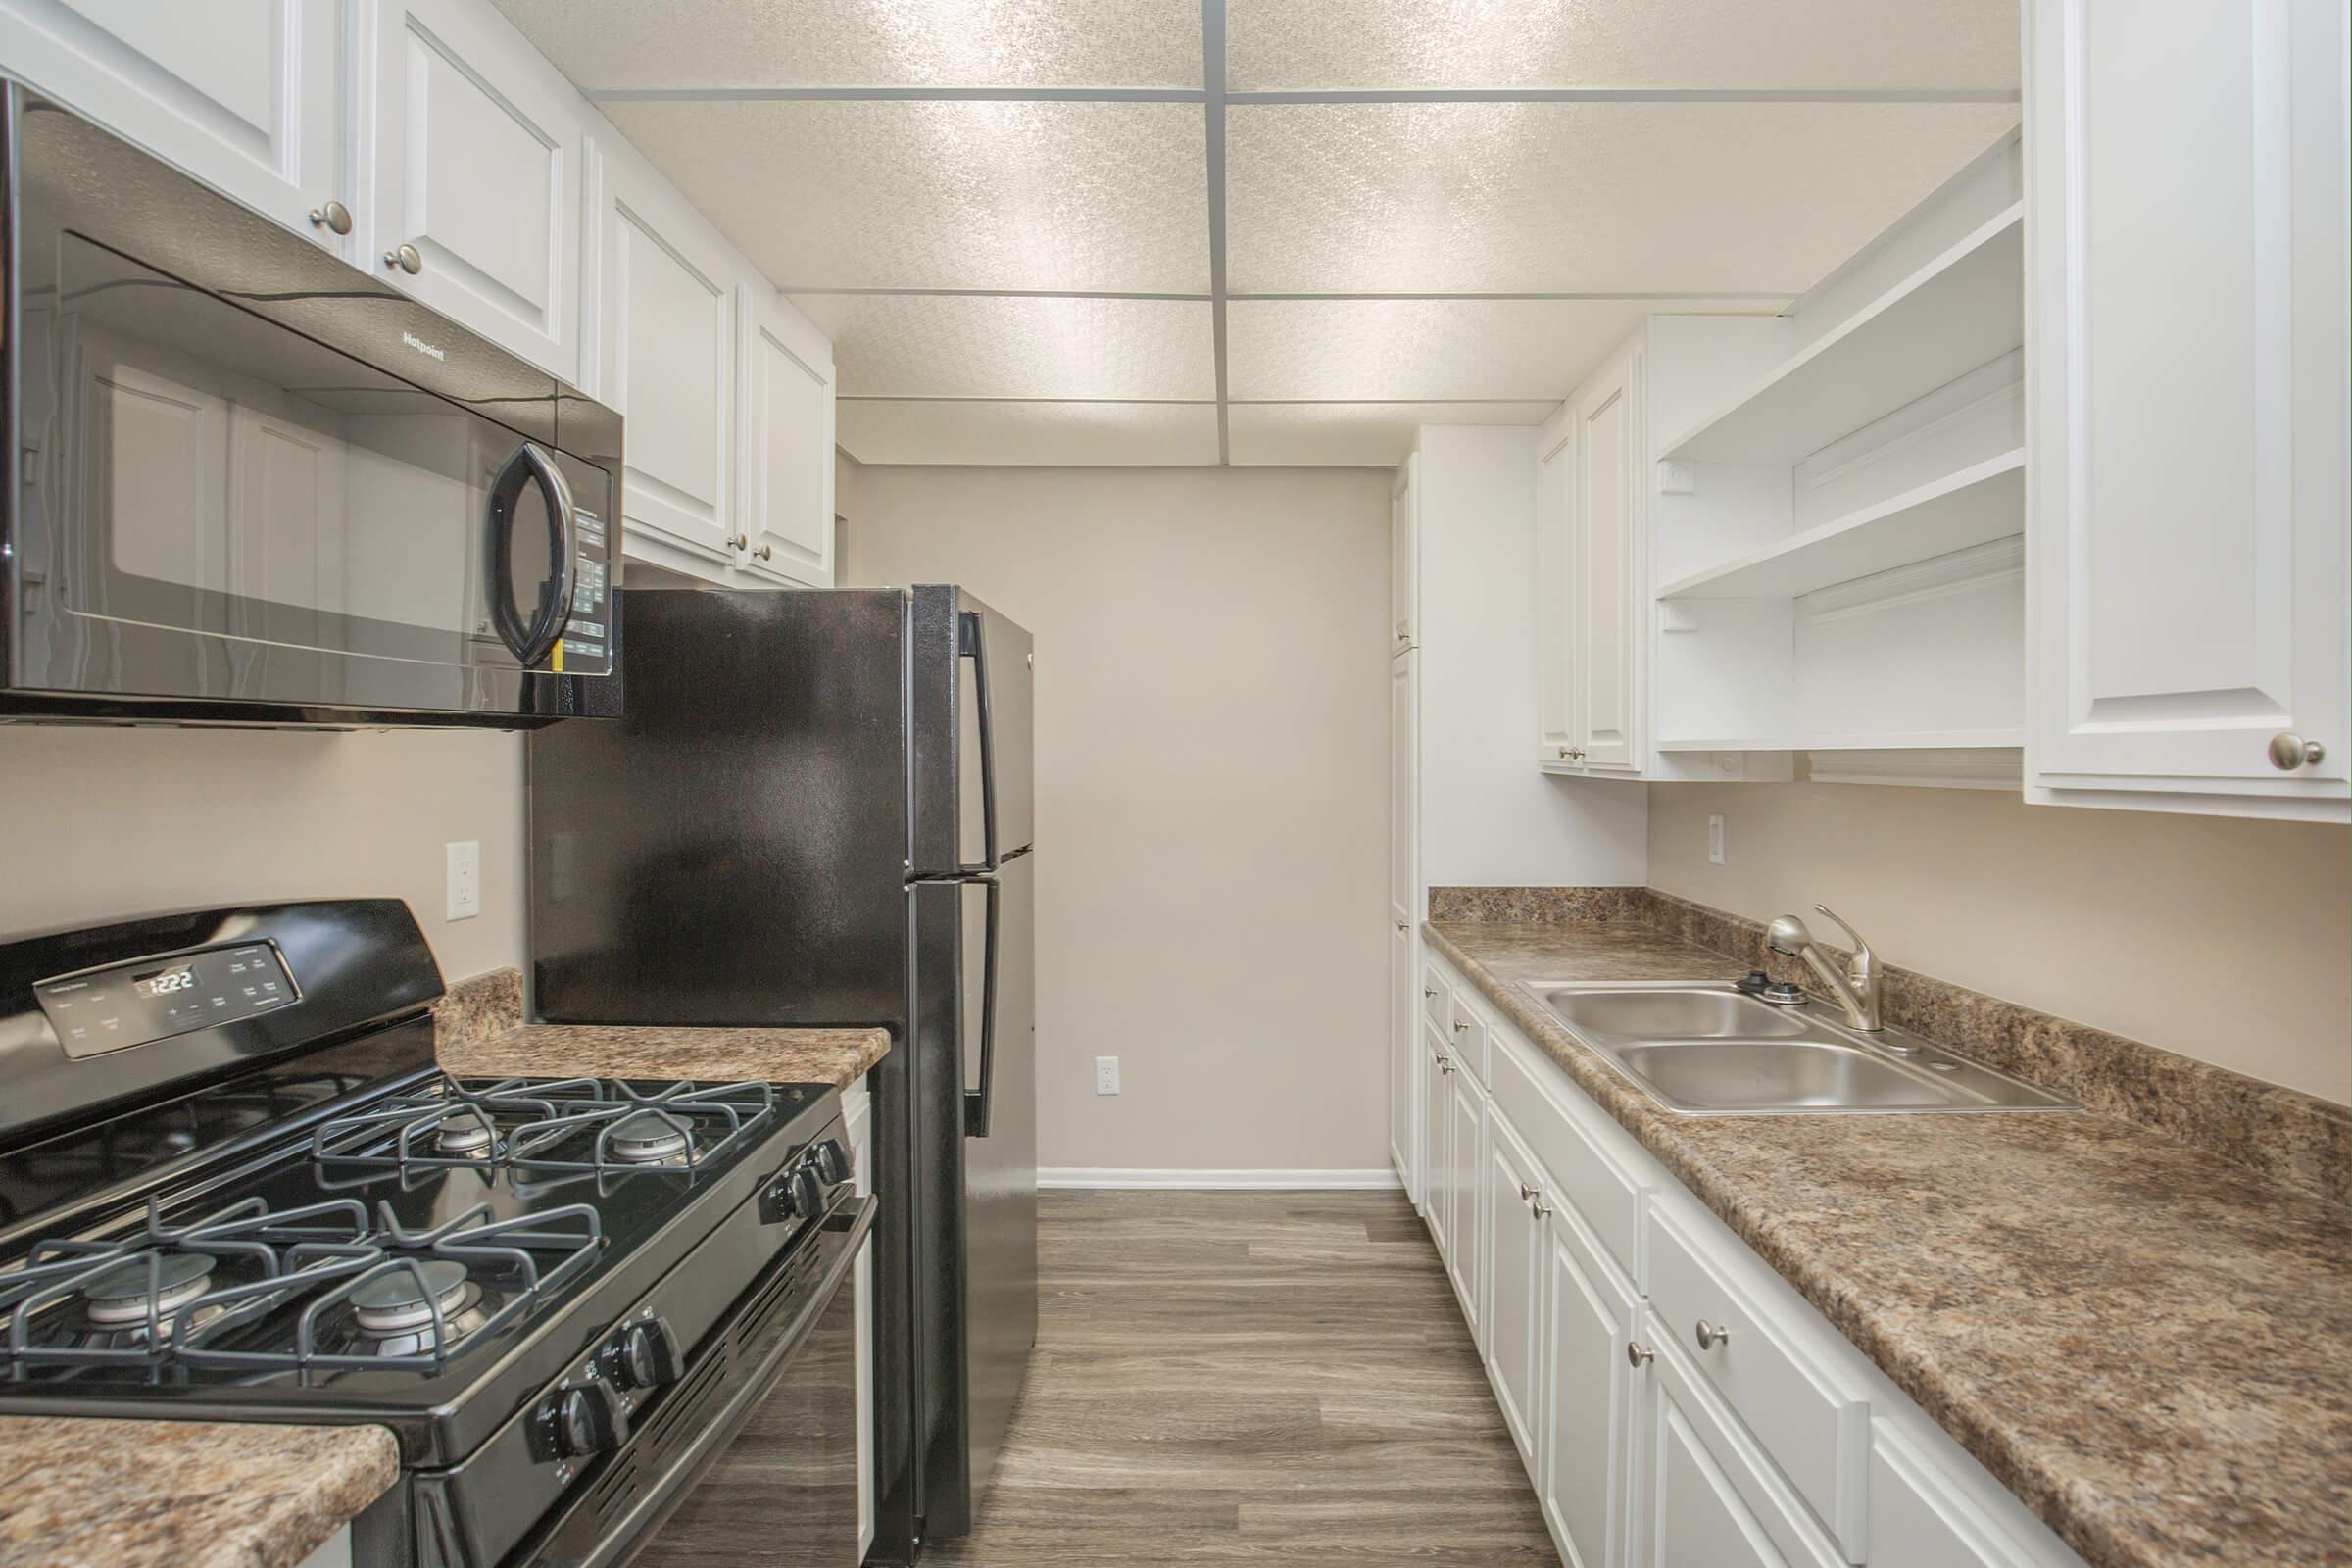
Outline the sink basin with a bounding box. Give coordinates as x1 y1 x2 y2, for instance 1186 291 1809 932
1612 1039 1974 1113
1542 987 1810 1041
1528 982 2078 1116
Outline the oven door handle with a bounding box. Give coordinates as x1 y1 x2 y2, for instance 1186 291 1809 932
545 1194 876 1568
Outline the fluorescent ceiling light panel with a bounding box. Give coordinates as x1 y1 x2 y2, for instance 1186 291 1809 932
797 294 1217 399
839 399 1222 465
1224 101 2021 294
1224 0 2020 93
1227 297 1786 402
1229 401 1557 466
605 100 1212 292
489 0 1202 91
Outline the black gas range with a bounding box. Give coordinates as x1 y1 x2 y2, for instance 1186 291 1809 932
0 900 872 1568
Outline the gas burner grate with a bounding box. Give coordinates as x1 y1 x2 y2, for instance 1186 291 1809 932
312 1075 775 1176
0 1193 602 1374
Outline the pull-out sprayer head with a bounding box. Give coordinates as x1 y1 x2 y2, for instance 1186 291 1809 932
1766 914 1813 956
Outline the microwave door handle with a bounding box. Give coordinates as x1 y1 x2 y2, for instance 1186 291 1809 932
958 608 1001 874
963 874 1001 1139
486 441 578 667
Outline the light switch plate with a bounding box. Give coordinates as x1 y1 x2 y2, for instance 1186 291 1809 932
445 840 481 921
1707 814 1726 865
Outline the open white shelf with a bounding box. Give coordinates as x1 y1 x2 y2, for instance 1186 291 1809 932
1656 729 2026 754
1657 448 2025 600
1658 203 2025 466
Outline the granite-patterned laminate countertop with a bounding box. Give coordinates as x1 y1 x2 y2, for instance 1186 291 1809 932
439 1020 890 1088
0 1417 396 1568
1426 919 2352 1568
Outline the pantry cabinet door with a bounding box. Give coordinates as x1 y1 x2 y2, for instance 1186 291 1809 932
740 288 836 587
1573 345 1643 773
0 0 341 242
1389 916 1414 1194
1541 1200 1637 1568
2025 0 2348 818
593 140 739 565
1482 1112 1546 1466
366 0 583 381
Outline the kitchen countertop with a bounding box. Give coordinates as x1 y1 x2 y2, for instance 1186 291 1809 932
0 1416 396 1568
439 1020 891 1089
1427 918 2352 1568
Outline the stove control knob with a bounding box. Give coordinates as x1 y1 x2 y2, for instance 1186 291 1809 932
812 1138 851 1184
604 1317 685 1391
785 1165 828 1221
552 1382 629 1459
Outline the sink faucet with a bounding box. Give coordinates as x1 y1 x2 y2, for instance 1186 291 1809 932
1765 905 1884 1034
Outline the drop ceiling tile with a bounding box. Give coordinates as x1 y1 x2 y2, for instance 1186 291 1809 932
491 0 1201 91
1227 298 1784 402
1224 102 2019 294
1229 402 1556 466
1225 0 2017 92
794 294 1215 399
838 400 1220 465
604 100 1210 292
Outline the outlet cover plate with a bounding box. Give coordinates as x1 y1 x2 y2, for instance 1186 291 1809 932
445 840 481 921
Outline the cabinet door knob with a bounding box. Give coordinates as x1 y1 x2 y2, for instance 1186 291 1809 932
1518 1182 1538 1201
308 200 353 235
753 544 773 562
1396 920 1408 933
1437 1058 1454 1074
725 533 749 552
1531 1200 1552 1217
1695 1319 1731 1350
382 243 423 274
1626 1342 1654 1368
2268 731 2327 770
1451 1019 1468 1033
1422 987 1438 999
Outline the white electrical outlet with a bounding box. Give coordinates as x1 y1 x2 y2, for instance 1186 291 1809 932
1094 1056 1120 1096
445 840 482 920
1707 814 1726 865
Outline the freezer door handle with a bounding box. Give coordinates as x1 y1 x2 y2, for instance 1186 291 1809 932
959 609 1002 874
964 873 1002 1138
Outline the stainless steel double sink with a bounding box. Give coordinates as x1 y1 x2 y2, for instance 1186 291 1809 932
1530 982 2077 1116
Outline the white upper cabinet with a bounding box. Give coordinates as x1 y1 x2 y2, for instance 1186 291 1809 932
1392 457 1418 654
1536 337 1647 776
0 0 341 243
364 0 584 382
2024 0 2348 821
591 135 739 566
739 287 837 587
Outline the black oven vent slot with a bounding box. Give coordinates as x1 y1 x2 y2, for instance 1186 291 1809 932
584 1449 639 1533
642 1342 733 1465
734 1247 819 1355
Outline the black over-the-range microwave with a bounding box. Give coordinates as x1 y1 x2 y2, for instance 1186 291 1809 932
0 83 621 728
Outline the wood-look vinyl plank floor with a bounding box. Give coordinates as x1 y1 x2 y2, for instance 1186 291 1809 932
922 1190 1555 1567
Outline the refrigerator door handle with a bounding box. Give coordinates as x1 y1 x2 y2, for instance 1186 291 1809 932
964 873 1002 1138
959 609 1002 874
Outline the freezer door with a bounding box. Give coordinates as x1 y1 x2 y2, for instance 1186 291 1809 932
910 587 1034 876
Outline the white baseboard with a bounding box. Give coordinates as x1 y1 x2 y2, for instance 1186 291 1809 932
1038 1167 1403 1191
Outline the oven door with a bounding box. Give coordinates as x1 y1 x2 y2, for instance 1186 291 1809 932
517 1195 874 1568
2 87 619 726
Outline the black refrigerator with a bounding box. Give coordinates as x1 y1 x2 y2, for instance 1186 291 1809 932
527 585 1037 1563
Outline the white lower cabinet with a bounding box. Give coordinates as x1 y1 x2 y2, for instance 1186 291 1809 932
1539 1198 1636 1568
1414 944 2089 1568
1482 1114 1546 1464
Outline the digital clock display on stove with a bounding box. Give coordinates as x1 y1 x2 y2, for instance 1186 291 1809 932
34 942 299 1057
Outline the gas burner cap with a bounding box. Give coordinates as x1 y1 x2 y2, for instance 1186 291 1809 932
606 1110 693 1164
434 1113 496 1155
351 1259 473 1333
80 1251 216 1325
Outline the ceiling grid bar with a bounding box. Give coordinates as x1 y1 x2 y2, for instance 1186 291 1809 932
1202 0 1231 464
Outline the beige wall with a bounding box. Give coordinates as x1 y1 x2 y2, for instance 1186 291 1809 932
1649 782 2352 1103
0 727 527 985
847 465 1393 1172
